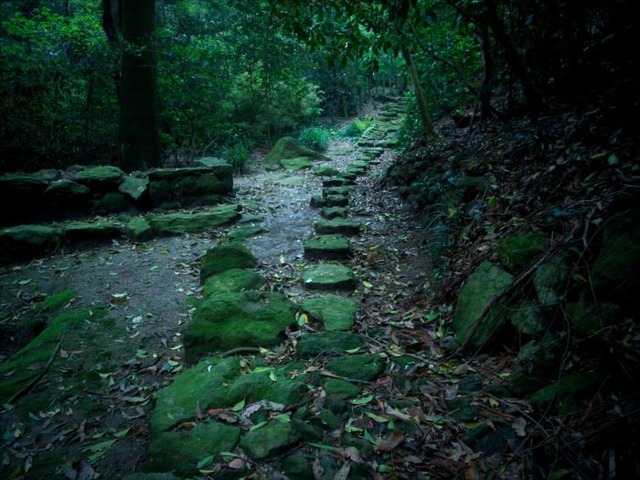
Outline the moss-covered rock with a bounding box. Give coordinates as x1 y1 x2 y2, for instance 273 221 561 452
173 173 230 197
314 166 340 177
314 218 361 236
304 234 351 260
146 422 240 474
310 195 327 208
509 300 546 336
202 268 265 297
94 192 131 212
326 354 385 382
118 175 149 202
323 186 351 197
534 255 572 306
148 180 172 205
227 224 267 241
530 371 604 414
301 295 359 331
321 207 347 219
565 294 620 335
240 421 301 460
0 308 105 404
148 204 240 237
323 378 360 399
452 261 514 349
509 335 561 395
200 241 256 283
36 289 77 314
126 217 153 241
264 137 329 169
185 291 297 362
497 233 547 274
323 195 349 208
323 177 354 187
297 332 367 358
224 364 308 407
73 165 124 190
0 225 61 263
302 263 356 291
283 453 315 480
62 221 122 242
43 179 91 204
281 157 313 171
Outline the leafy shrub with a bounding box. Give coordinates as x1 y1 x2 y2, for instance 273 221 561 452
297 127 330 152
338 117 374 138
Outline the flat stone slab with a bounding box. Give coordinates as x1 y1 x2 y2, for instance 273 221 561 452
314 218 361 236
324 195 348 207
240 422 301 460
321 207 347 219
200 241 257 283
227 224 267 241
323 178 354 188
323 186 351 197
62 221 123 242
302 263 355 291
314 166 340 177
304 235 351 260
301 294 359 331
281 156 313 171
148 203 240 236
0 225 61 263
202 268 265 297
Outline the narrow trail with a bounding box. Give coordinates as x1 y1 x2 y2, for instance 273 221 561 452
1 100 493 479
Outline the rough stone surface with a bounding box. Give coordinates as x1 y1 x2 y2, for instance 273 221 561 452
326 354 385 382
200 241 256 283
452 261 514 349
497 233 547 274
264 137 329 169
314 166 340 177
148 204 240 237
323 195 349 207
302 263 356 291
146 422 240 474
323 186 351 197
321 207 347 219
323 378 360 399
297 332 367 358
73 165 124 190
185 291 297 362
227 225 267 241
281 157 313 171
0 225 61 263
314 218 361 236
126 217 153 241
202 268 265 297
240 422 301 460
62 221 122 242
565 295 619 335
509 300 546 336
534 255 571 306
301 295 359 331
304 234 351 260
94 192 130 212
118 175 149 202
43 179 91 203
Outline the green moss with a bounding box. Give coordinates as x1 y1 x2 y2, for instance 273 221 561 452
301 295 359 331
302 263 356 291
264 137 329 168
326 354 385 382
200 241 256 283
297 332 367 358
240 421 301 460
36 289 77 314
202 268 265 297
148 204 240 236
497 233 547 274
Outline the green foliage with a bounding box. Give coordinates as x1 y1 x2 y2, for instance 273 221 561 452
222 143 251 172
297 127 330 152
339 117 375 138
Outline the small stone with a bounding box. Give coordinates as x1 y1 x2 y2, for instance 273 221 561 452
302 264 356 291
323 378 360 399
323 186 350 197
227 225 267 241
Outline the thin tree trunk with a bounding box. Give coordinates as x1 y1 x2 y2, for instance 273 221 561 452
119 0 160 171
401 46 436 139
476 23 493 118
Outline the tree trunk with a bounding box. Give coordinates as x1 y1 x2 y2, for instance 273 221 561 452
401 46 435 139
476 23 493 118
484 0 541 118
119 0 160 172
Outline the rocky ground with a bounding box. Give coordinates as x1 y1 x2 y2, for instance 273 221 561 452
1 96 638 480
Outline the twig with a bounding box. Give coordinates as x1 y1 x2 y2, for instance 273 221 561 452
219 347 262 358
8 334 65 404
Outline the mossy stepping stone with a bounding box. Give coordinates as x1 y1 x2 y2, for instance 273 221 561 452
326 354 385 382
227 224 267 241
323 178 353 187
297 332 367 358
349 160 370 168
323 186 351 197
0 225 61 263
146 422 240 474
301 294 359 331
324 195 348 207
310 195 326 208
314 166 340 177
185 291 297 362
321 207 347 219
323 378 360 399
148 204 240 236
304 235 351 260
240 421 301 460
336 172 357 182
302 264 356 291
497 233 547 274
119 175 149 202
347 165 367 176
314 218 361 236
281 157 313 171
73 165 124 190
200 241 256 283
202 268 265 297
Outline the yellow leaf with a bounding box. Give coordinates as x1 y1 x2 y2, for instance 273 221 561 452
362 281 373 289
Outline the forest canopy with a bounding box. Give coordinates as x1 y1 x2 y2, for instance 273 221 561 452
0 0 636 172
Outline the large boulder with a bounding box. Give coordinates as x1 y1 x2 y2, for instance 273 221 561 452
147 204 240 237
43 179 91 206
452 261 514 349
497 233 547 274
184 291 297 362
72 165 124 191
301 295 359 331
118 175 149 202
202 268 265 297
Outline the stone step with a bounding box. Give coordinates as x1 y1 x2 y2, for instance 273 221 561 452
314 218 361 236
302 263 356 291
304 234 351 260
321 207 347 219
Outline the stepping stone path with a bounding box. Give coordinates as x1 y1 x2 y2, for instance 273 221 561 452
143 101 408 478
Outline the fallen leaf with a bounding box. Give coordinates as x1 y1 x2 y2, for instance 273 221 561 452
374 431 405 452
196 454 214 469
333 462 351 480
350 395 373 406
228 457 245 469
512 417 527 437
231 399 245 412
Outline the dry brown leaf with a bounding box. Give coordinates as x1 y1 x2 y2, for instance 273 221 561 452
228 458 245 469
312 457 324 480
374 431 405 452
333 463 351 480
339 446 362 463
